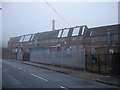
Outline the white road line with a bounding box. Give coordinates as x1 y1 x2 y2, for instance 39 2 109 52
18 68 22 70
17 67 27 72
30 73 48 82
11 65 17 67
60 86 69 90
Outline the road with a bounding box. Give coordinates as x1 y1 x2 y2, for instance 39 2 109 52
2 59 118 89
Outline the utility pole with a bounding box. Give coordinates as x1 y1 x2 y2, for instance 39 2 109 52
52 19 55 31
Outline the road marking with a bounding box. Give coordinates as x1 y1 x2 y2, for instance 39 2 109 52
60 86 69 90
18 68 22 70
11 65 17 67
17 67 27 72
30 73 48 82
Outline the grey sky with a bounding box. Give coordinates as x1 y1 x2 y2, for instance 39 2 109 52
0 2 2 49
2 2 118 47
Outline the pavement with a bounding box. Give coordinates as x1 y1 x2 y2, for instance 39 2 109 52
20 60 120 87
2 59 118 88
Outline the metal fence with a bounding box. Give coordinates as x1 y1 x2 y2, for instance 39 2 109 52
85 53 120 76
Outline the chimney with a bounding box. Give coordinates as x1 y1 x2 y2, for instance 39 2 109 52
52 19 55 31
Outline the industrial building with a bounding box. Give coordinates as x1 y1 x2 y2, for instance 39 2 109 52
7 24 120 75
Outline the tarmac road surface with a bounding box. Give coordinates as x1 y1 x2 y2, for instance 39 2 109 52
2 59 118 88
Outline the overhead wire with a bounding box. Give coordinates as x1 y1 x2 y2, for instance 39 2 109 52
44 0 71 26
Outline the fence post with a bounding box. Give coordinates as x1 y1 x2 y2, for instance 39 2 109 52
98 54 100 73
92 55 93 73
105 54 107 75
85 55 87 71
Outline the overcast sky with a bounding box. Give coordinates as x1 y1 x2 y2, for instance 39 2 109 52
2 2 119 47
0 2 2 49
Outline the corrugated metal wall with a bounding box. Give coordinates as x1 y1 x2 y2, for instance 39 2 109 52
30 45 85 68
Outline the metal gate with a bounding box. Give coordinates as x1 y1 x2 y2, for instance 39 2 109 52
85 53 120 76
17 53 23 60
17 53 30 61
23 53 30 61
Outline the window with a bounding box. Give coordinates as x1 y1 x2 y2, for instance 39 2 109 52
81 26 85 35
72 27 80 36
30 34 34 41
90 31 92 36
19 36 25 42
57 30 62 38
61 29 69 37
23 35 32 42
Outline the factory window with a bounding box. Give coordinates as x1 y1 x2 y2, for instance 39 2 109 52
30 34 34 41
23 35 32 42
81 26 85 35
61 29 69 37
72 27 80 36
57 30 63 38
90 31 93 36
19 36 25 42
